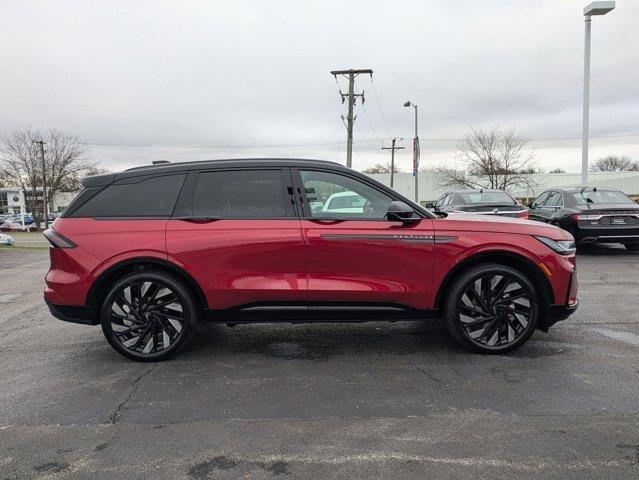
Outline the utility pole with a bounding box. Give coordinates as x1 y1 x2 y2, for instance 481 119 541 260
35 140 48 229
330 68 373 168
382 138 404 189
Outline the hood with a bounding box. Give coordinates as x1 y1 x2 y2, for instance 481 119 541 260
437 213 571 240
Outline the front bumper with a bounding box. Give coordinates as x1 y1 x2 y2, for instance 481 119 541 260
45 298 99 325
538 300 578 332
550 300 579 321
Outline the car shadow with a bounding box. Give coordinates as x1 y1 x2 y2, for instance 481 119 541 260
183 320 462 361
577 243 637 256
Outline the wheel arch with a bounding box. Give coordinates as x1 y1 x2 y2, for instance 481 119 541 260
434 250 555 324
85 257 208 316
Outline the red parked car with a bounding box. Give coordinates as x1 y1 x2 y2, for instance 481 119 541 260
44 159 578 361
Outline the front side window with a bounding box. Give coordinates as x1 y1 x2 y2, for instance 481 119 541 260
193 169 286 218
71 174 186 217
545 192 563 207
531 192 549 208
300 170 393 219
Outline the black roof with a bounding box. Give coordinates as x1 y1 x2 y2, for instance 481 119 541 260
82 158 345 187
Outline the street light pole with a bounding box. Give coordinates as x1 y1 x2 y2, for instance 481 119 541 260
404 101 419 203
581 15 591 186
581 1 615 185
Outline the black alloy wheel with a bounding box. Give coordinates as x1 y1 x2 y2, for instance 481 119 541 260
444 263 539 353
101 271 196 361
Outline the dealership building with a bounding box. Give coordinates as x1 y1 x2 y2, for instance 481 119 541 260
0 188 75 216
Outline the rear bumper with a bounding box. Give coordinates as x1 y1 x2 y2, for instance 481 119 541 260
45 298 99 325
576 226 639 244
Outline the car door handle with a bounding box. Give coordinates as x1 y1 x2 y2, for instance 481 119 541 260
309 218 345 224
175 217 220 223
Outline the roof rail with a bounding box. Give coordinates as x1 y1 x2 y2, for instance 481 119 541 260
125 160 171 172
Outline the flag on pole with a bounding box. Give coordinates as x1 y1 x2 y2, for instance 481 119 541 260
412 136 420 176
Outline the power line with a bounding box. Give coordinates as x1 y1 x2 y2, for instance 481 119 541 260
361 102 384 145
370 76 393 139
80 132 639 149
354 114 380 151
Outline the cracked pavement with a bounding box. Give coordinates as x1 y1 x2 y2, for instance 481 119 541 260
0 244 638 479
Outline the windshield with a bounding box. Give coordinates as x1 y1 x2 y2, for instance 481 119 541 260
459 191 516 205
572 190 634 205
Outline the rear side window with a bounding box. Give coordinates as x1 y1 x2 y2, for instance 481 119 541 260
192 170 287 218
70 174 186 217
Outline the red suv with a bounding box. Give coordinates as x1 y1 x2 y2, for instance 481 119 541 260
44 159 578 361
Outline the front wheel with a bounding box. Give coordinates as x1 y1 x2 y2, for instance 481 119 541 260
100 271 197 361
443 263 539 354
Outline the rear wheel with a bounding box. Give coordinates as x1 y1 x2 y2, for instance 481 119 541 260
100 271 197 361
444 263 539 354
624 243 639 252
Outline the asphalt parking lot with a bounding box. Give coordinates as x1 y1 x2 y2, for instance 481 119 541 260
1 245 638 479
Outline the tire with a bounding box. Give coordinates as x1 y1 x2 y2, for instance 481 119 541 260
624 243 639 252
443 263 539 354
100 271 197 361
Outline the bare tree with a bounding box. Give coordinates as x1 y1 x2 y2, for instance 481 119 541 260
590 155 639 172
362 162 402 174
0 125 93 227
436 126 537 191
59 165 111 192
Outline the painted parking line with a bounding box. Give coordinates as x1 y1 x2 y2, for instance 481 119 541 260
587 327 639 347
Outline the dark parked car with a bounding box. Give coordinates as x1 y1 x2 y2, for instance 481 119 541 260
528 187 639 251
44 159 577 361
430 189 529 219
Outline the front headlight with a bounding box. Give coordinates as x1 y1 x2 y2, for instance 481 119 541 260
534 236 576 255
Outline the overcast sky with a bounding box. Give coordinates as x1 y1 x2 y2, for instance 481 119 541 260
2 0 638 173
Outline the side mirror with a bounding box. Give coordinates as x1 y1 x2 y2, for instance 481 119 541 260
386 201 420 224
423 201 435 209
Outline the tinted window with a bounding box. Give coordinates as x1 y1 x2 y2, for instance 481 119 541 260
531 192 549 208
443 194 453 207
301 170 393 219
459 191 516 205
193 170 286 218
572 190 634 205
71 174 185 217
545 192 563 207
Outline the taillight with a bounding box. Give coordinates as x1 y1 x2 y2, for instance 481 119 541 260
43 228 77 248
571 214 597 221
517 210 529 219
